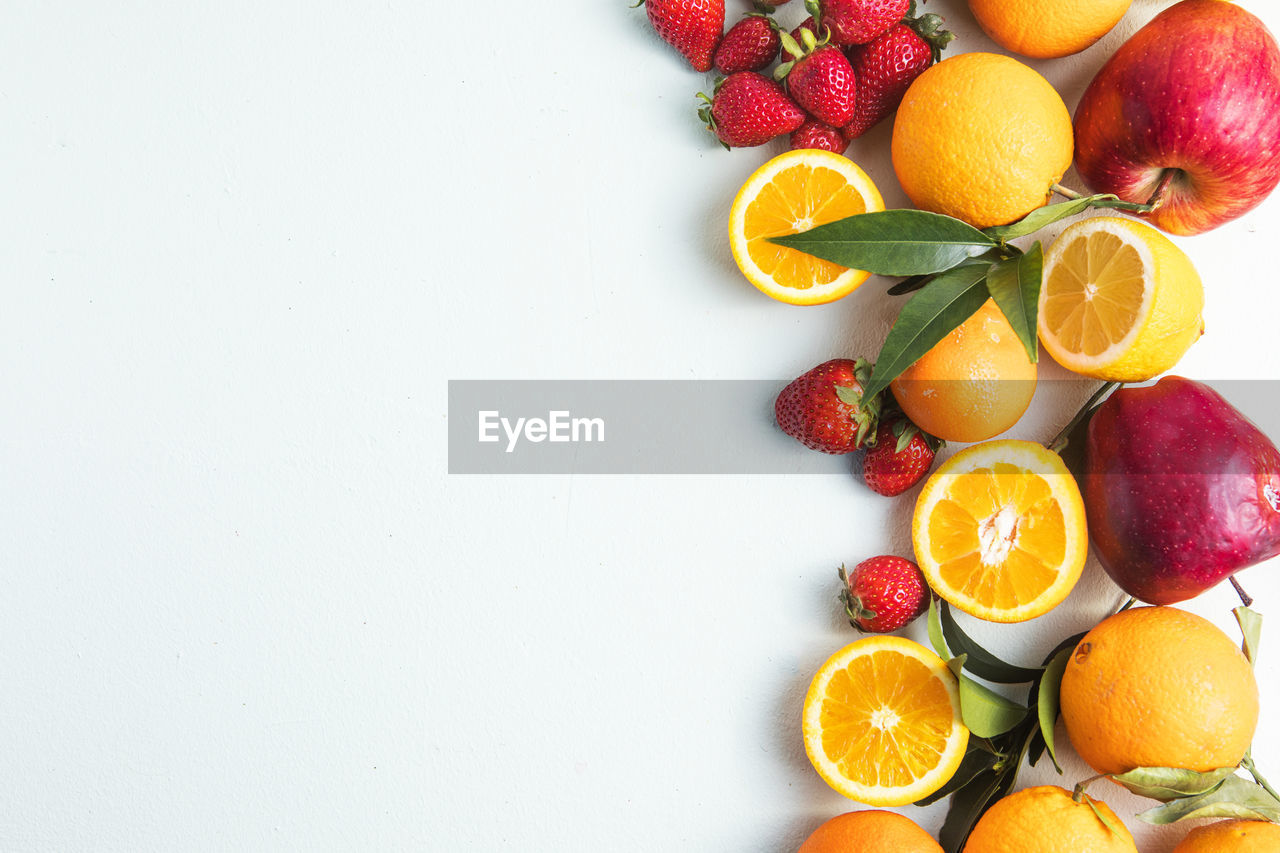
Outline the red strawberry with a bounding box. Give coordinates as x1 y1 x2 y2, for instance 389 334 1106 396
843 15 954 140
789 16 821 44
790 117 848 152
775 358 881 454
839 557 930 633
861 419 941 496
776 31 857 128
714 14 781 73
698 72 805 148
645 0 725 72
818 0 911 45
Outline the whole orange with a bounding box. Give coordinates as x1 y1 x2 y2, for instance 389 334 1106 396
799 810 942 853
1172 819 1280 852
962 786 1137 853
891 53 1073 228
1059 606 1259 776
967 0 1133 59
889 299 1036 443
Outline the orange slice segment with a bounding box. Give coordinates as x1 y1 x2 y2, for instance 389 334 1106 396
728 150 884 305
802 636 969 806
912 440 1088 623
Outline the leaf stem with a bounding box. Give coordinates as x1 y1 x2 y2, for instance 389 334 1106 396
1072 774 1107 802
1048 381 1122 454
1242 754 1280 804
1051 183 1083 200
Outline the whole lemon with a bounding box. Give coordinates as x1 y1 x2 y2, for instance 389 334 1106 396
890 299 1036 444
962 785 1138 853
967 0 1133 59
1059 606 1259 776
1172 819 1280 853
891 53 1073 229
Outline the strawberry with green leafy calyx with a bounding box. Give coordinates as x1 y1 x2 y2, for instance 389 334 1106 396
775 358 883 453
843 4 955 140
775 23 857 128
862 418 943 496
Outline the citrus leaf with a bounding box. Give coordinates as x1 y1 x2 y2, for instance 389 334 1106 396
1137 775 1280 824
1082 794 1123 836
1036 646 1071 773
861 265 990 401
767 209 998 276
984 243 1042 364
927 597 951 661
938 766 1012 853
1235 605 1262 666
913 741 1000 806
948 659 1029 738
940 600 1043 683
1109 766 1238 802
981 193 1159 242
886 251 1006 296
981 197 1102 242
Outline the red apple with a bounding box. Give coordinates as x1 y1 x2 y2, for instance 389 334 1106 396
1073 0 1280 235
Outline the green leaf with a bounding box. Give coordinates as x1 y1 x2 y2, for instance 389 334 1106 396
767 209 998 276
886 251 1006 296
913 741 1000 806
861 265 990 401
1138 775 1280 824
938 768 1011 853
949 658 1029 738
1082 794 1123 836
940 601 1043 683
1109 766 1238 802
982 196 1102 242
927 597 951 661
1235 605 1263 666
981 193 1161 242
1036 647 1071 773
984 243 1043 364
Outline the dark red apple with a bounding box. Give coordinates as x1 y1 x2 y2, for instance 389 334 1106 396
1073 0 1280 235
1083 376 1280 604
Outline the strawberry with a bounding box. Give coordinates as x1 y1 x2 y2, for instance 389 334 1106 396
790 15 821 44
714 14 781 74
698 72 805 148
861 419 941 496
790 117 848 152
775 358 881 454
843 13 954 140
776 28 857 128
839 557 930 633
645 0 725 73
814 0 911 46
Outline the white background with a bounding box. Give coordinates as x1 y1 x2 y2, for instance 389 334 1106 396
3 0 1280 850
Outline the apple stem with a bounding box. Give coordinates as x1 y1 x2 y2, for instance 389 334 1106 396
1117 596 1137 613
1048 381 1123 455
1230 576 1254 608
1051 182 1083 200
1144 169 1178 211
